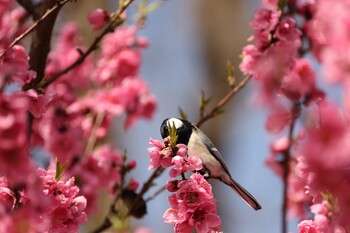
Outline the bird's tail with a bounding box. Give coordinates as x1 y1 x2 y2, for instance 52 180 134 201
224 176 262 211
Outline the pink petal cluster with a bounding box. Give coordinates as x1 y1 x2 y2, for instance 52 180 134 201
0 93 34 185
45 23 94 98
37 168 87 233
0 176 15 211
169 155 202 178
68 146 124 214
95 25 148 84
0 6 27 50
148 137 220 231
0 1 154 231
0 45 36 87
163 173 221 233
295 101 350 231
147 137 193 170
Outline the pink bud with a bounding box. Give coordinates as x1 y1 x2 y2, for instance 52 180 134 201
127 160 137 170
166 180 179 192
127 178 139 191
87 9 109 31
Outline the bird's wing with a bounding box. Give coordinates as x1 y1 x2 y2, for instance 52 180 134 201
196 129 232 177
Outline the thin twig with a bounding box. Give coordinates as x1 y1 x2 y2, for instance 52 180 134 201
0 0 69 60
84 111 106 156
281 103 300 233
41 0 134 89
145 183 167 202
128 166 165 215
196 75 251 127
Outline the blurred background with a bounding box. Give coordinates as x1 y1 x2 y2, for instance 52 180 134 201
64 0 299 232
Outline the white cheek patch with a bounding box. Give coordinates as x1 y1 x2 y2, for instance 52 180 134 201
167 118 183 129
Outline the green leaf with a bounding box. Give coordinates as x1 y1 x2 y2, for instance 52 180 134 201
226 60 236 88
199 90 211 110
178 107 188 120
278 0 288 11
321 191 339 212
168 122 178 147
55 159 66 181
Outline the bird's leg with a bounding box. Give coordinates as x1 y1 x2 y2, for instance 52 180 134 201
196 167 211 179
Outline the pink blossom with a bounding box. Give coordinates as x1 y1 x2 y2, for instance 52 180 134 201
249 8 281 49
299 100 350 230
261 0 278 10
169 155 202 178
275 18 301 45
0 0 12 15
87 8 109 31
281 59 316 101
0 94 33 185
0 176 15 210
148 138 187 170
46 23 93 92
265 104 292 134
287 157 311 219
185 202 221 233
25 89 54 118
0 45 35 87
38 168 87 232
68 146 123 213
164 174 221 233
0 7 27 50
47 125 84 163
176 174 213 208
298 220 318 233
95 26 147 84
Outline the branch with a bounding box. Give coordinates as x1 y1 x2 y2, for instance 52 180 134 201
41 0 134 89
90 166 165 233
281 102 300 233
145 185 167 202
0 0 69 60
128 166 165 215
16 0 40 19
196 75 251 127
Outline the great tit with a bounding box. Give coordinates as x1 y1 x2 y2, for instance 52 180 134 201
160 117 262 210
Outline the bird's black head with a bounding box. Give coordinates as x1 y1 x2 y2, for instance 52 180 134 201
160 118 193 145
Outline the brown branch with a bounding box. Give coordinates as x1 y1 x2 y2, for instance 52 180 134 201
281 102 300 233
0 0 69 60
196 75 251 127
145 184 167 202
16 0 40 19
41 0 134 89
23 0 69 90
128 166 165 215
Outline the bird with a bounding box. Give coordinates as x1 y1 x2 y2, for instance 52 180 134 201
160 117 262 210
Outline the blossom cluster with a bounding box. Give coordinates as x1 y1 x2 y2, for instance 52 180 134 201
242 0 350 232
0 168 87 233
147 137 222 233
0 1 156 232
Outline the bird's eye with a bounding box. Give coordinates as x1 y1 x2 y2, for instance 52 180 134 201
163 125 168 133
161 124 169 138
